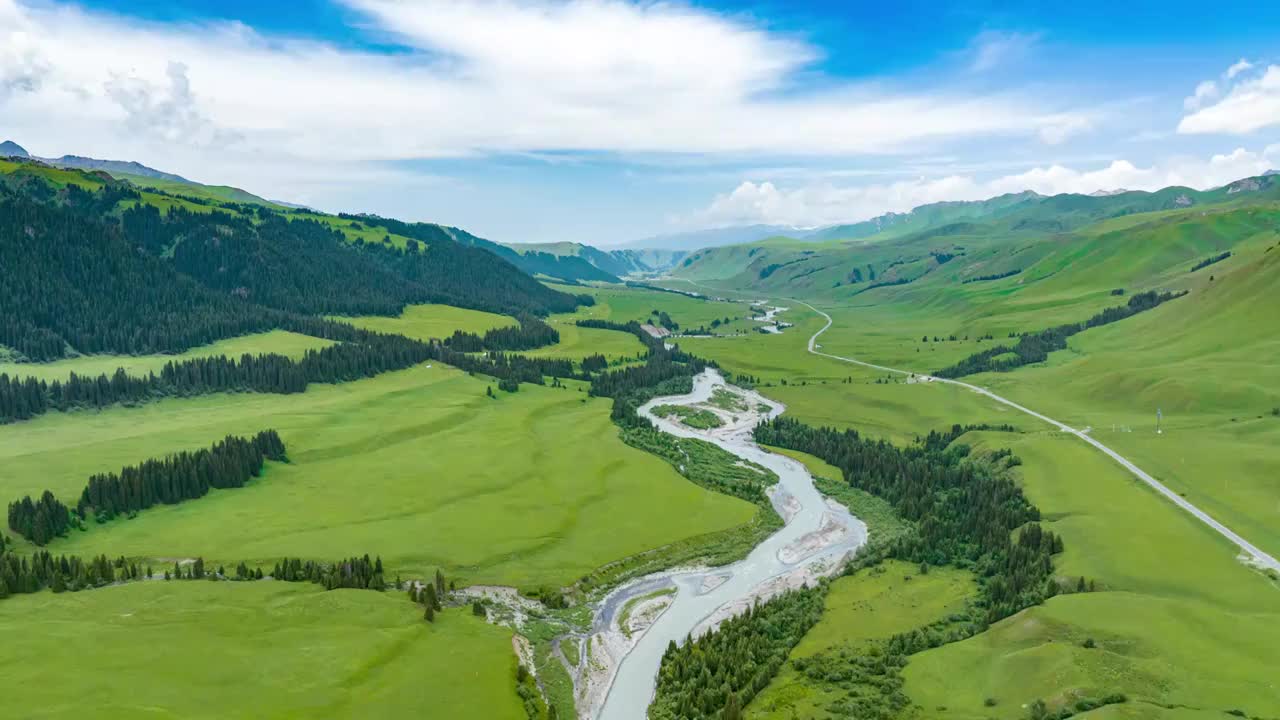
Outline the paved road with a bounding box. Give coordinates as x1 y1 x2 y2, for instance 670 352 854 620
797 301 1280 574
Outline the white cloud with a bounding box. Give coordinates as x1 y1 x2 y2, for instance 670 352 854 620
696 145 1280 228
1226 58 1254 80
1183 80 1218 111
968 30 1039 73
1179 63 1280 134
0 0 1091 188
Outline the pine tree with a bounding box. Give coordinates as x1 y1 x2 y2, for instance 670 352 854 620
424 604 435 622
723 692 742 720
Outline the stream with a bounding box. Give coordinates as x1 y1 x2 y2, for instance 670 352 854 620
591 369 868 719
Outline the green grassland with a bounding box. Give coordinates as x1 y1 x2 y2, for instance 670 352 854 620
110 172 279 207
0 330 333 382
0 580 523 719
0 363 756 588
527 320 648 362
902 430 1280 718
748 560 976 719
336 303 518 341
544 282 759 335
0 158 108 190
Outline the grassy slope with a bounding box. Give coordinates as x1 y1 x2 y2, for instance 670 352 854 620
748 561 975 720
903 431 1280 718
335 303 518 341
0 581 524 720
723 208 1280 560
0 364 755 588
110 172 279 207
969 247 1280 558
0 330 332 382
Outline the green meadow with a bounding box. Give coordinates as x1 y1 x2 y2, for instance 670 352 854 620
337 303 517 341
529 319 648 362
0 330 332 383
545 282 758 335
0 580 523 720
748 560 975 720
903 430 1280 718
0 363 755 588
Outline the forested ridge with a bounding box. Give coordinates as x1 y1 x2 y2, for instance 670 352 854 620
0 169 585 364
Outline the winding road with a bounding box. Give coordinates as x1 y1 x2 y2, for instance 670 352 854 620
797 300 1280 574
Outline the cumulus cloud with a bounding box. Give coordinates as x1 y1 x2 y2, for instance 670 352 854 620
695 145 1280 228
0 0 1090 176
1183 80 1218 111
104 62 239 145
1179 62 1280 134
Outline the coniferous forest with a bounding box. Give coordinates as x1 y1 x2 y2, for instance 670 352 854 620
0 174 586 363
7 430 287 544
754 419 1060 621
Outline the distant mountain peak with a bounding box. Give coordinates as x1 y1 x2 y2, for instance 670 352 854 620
51 155 188 182
1088 188 1129 197
0 140 29 158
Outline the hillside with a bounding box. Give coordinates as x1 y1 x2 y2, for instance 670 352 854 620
0 159 586 361
672 175 1280 299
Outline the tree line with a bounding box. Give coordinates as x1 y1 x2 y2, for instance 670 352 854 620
963 268 1021 284
934 290 1186 378
755 417 1061 621
650 587 826 720
0 326 434 425
1190 251 1231 272
581 319 712 429
0 319 594 426
7 430 286 545
273 555 386 591
444 314 560 352
0 547 126 599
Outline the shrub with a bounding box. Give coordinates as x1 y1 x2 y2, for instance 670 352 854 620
1083 637 1096 649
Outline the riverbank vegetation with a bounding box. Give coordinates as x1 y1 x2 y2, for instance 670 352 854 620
652 404 724 429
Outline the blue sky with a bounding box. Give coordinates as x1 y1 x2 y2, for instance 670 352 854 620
2 0 1278 244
